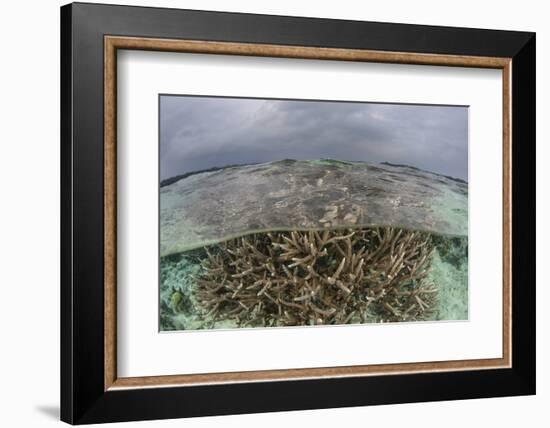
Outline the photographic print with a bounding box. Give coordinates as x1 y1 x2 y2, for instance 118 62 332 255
159 95 468 331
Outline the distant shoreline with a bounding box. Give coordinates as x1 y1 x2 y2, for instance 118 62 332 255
160 159 468 188
380 162 468 185
160 162 261 187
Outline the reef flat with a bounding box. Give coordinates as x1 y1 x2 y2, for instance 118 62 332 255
160 159 468 257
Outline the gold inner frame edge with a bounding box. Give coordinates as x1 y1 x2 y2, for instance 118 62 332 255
104 35 512 391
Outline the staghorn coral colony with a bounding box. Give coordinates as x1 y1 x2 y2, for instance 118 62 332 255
196 227 436 326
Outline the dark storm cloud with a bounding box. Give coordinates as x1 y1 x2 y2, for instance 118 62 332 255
160 96 468 181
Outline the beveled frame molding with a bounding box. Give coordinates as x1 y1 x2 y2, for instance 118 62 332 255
104 35 512 392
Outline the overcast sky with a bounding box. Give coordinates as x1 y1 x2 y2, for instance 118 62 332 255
160 95 468 181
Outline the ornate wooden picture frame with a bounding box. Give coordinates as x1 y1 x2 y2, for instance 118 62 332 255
61 2 535 424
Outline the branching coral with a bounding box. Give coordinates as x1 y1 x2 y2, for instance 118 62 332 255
194 227 437 327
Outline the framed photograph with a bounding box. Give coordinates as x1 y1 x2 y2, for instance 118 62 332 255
60 2 535 424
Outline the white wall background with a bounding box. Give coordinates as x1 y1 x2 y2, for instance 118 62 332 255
0 0 546 426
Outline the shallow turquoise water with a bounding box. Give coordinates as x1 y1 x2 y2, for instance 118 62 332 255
427 235 468 321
